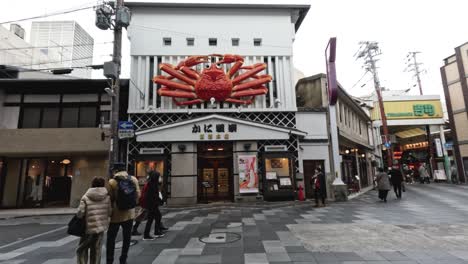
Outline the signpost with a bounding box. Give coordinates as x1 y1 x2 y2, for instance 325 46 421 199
118 121 134 139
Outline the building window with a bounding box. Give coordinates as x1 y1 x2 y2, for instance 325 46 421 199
79 106 97 127
21 107 41 128
61 107 79 128
254 38 262 46
42 107 60 128
232 38 240 46
100 111 110 125
186 38 194 46
163 37 172 46
209 38 217 46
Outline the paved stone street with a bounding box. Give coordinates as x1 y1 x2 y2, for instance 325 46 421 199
1 183 468 264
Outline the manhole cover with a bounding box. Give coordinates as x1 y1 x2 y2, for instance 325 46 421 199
199 232 241 244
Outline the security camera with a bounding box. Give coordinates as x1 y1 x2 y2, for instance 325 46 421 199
104 87 116 97
274 98 281 106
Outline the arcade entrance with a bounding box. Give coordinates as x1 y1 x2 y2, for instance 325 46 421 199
197 142 233 202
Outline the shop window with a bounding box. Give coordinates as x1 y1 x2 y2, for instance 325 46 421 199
186 38 194 46
253 38 262 46
135 160 165 186
100 110 110 125
79 106 97 127
265 157 292 190
232 38 239 46
61 107 79 128
41 107 60 128
21 107 41 128
209 38 217 46
163 38 172 46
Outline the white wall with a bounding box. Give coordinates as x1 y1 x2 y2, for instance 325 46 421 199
127 7 297 113
296 112 328 140
128 7 294 56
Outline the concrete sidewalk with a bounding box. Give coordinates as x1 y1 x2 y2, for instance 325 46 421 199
0 207 76 220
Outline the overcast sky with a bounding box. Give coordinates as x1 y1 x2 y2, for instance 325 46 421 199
1 0 467 99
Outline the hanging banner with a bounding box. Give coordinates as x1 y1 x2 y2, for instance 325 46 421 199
238 155 259 194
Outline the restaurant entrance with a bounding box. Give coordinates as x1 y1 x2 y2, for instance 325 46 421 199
197 143 233 202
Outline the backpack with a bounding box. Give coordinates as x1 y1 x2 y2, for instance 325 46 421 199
139 182 149 209
116 175 137 210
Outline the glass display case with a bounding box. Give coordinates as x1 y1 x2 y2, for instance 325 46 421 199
263 154 295 201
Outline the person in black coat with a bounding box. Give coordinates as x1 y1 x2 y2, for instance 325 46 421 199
390 166 404 199
143 171 167 240
311 167 327 207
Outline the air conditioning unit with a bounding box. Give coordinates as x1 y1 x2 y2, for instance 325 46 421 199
139 148 164 155
264 145 287 152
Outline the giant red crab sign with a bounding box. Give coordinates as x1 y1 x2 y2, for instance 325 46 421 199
153 54 271 106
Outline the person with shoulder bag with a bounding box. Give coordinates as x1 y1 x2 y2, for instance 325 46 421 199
106 163 140 264
76 177 111 264
142 171 168 240
375 168 390 202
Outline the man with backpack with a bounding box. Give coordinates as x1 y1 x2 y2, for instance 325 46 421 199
106 163 140 264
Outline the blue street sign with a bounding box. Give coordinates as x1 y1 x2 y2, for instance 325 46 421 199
118 121 133 130
384 141 391 148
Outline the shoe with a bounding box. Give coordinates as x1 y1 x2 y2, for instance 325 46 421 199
154 231 166 238
132 230 142 236
143 235 155 241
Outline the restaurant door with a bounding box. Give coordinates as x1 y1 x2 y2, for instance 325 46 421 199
198 143 233 202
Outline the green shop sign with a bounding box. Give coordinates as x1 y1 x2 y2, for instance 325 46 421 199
386 104 435 118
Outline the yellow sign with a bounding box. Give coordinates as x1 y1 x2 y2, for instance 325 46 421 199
371 100 443 120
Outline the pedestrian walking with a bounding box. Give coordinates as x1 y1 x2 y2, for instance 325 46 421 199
375 168 390 202
311 167 326 207
390 165 403 199
450 162 459 184
143 171 168 240
106 163 140 264
131 175 150 236
76 177 111 264
418 163 430 184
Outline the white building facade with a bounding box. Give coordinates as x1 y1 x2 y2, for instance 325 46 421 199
125 1 309 205
30 21 94 78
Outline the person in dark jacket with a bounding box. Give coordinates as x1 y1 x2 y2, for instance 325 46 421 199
142 171 167 240
311 167 327 207
390 165 404 199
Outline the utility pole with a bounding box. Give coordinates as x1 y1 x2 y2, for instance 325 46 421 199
110 0 123 170
356 41 392 169
406 51 438 178
96 0 131 175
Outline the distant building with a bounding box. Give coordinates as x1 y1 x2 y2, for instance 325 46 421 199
440 42 468 182
0 78 129 209
0 25 50 70
296 74 375 197
30 21 94 78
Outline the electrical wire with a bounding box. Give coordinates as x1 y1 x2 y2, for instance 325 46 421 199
349 71 369 90
0 5 97 25
0 41 113 52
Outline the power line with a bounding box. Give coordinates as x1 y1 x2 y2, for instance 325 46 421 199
0 4 97 25
0 41 113 52
349 70 369 90
405 51 425 95
8 54 110 68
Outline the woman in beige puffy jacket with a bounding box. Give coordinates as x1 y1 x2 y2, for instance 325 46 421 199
76 177 112 264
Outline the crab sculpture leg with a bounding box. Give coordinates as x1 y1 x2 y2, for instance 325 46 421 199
213 54 271 105
154 55 208 105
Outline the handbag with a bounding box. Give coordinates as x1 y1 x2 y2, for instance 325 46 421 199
67 200 86 237
67 215 86 237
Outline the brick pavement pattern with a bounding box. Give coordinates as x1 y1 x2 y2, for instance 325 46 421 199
1 184 468 263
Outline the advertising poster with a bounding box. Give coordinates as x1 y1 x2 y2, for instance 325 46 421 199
238 155 259 193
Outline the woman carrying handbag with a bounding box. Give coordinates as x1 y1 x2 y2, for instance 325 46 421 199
75 177 112 264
